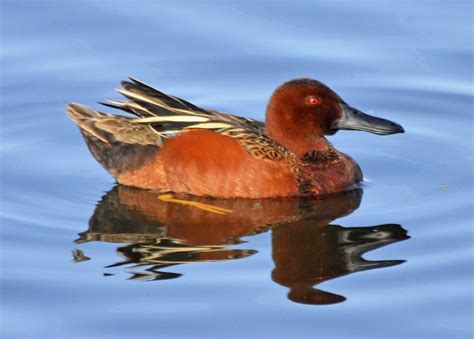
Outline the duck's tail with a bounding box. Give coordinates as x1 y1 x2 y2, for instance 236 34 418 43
67 103 112 144
66 103 163 178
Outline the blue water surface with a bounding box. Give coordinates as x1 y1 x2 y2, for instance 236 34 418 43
1 1 473 338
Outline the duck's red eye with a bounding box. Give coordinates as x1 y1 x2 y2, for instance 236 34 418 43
306 96 320 105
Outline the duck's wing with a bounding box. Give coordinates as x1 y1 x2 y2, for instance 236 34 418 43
101 78 264 132
100 78 289 161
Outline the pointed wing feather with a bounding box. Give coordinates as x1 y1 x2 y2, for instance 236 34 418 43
98 78 287 160
127 77 205 112
104 78 262 130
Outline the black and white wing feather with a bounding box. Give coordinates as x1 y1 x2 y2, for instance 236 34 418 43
101 78 288 160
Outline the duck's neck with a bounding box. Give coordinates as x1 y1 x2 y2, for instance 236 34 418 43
291 137 340 165
266 123 336 159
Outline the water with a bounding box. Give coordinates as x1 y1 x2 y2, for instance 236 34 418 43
1 1 473 338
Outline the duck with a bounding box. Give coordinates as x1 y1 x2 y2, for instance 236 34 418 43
67 78 404 198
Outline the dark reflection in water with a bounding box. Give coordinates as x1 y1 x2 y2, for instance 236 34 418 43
75 185 408 305
272 222 408 305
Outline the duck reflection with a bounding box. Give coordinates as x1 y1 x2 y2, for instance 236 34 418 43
75 185 409 304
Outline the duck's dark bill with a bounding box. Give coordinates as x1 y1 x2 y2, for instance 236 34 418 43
334 104 404 135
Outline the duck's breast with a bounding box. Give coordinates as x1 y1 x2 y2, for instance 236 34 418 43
296 153 362 196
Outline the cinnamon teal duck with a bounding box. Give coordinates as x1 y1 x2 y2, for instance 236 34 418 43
67 78 404 198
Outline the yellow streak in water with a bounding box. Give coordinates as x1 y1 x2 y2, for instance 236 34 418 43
158 194 232 214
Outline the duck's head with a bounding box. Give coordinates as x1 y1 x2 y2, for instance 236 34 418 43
265 78 404 155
